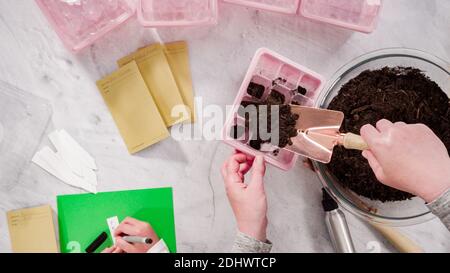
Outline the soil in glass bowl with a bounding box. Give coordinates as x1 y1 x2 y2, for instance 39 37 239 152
327 66 450 202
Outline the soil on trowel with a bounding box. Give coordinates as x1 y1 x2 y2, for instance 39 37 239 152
327 67 450 202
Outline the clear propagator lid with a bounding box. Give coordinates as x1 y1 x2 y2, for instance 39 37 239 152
36 0 135 53
0 81 52 191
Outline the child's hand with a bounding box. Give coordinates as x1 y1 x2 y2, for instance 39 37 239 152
222 152 268 242
361 120 450 202
101 246 123 253
113 217 160 253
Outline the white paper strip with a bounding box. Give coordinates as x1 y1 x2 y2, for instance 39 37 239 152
57 130 97 170
32 130 98 193
107 216 120 245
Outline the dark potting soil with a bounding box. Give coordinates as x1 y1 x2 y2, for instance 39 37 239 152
273 77 287 86
327 67 450 202
247 82 265 99
267 90 286 105
296 86 308 96
236 83 299 151
242 103 298 149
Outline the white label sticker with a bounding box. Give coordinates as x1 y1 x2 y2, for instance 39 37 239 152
107 216 120 245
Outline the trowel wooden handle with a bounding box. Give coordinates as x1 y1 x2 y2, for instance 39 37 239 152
343 133 369 150
370 223 424 253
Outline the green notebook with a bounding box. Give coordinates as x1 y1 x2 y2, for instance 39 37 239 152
57 187 176 253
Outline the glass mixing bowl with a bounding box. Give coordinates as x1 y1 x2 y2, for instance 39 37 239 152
313 48 450 226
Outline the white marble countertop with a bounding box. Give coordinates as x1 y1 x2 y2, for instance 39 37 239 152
0 0 449 253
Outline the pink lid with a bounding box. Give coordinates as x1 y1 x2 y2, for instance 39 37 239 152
299 0 383 33
223 0 300 14
223 0 383 33
36 0 135 53
138 0 219 27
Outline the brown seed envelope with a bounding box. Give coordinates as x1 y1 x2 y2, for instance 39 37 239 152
118 45 189 127
97 62 169 154
162 41 196 123
7 205 59 253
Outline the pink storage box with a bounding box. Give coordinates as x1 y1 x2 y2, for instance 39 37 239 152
299 0 382 33
138 0 219 27
223 0 300 14
222 0 382 33
36 0 135 53
223 48 325 171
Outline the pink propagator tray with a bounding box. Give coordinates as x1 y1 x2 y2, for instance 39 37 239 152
222 0 300 14
223 48 325 171
36 0 135 53
138 0 219 27
222 0 382 33
299 0 383 33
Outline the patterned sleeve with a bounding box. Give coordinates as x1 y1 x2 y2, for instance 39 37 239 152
231 232 273 253
427 189 450 231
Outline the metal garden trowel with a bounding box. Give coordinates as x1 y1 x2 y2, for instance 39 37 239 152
284 105 369 163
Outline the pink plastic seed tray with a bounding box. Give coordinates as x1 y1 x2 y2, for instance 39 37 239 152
36 0 135 53
138 0 219 27
223 48 325 171
299 0 382 33
223 0 382 33
223 0 300 14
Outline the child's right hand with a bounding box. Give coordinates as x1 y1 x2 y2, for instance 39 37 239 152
361 119 450 202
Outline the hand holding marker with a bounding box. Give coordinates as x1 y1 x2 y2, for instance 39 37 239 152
103 217 159 253
123 236 153 245
114 217 159 253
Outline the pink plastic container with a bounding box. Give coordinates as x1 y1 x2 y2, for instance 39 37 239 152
223 0 300 14
36 0 135 53
223 0 382 33
299 0 382 33
138 0 219 27
223 48 325 171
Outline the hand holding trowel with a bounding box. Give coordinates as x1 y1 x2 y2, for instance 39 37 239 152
284 105 369 163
